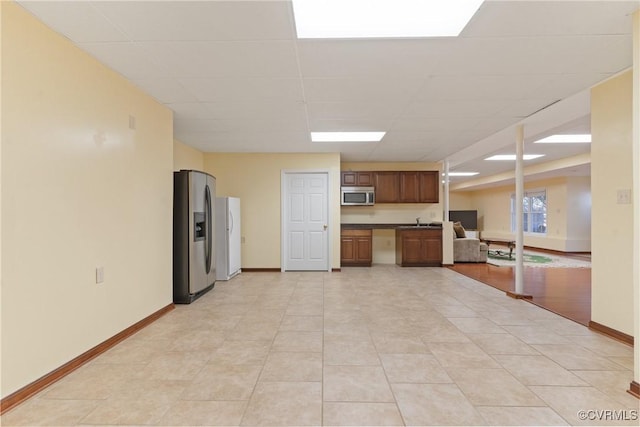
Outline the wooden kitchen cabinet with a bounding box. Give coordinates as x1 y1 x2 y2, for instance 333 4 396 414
399 171 420 202
341 170 439 204
341 229 372 266
399 171 439 203
341 171 373 187
395 228 442 266
374 172 400 203
418 171 439 203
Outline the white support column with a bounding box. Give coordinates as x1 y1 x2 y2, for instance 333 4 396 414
512 124 527 297
443 160 450 221
630 9 640 399
441 160 455 266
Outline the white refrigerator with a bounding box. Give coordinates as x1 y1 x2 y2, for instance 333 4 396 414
215 197 241 280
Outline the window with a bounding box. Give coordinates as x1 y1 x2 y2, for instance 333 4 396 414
511 190 547 234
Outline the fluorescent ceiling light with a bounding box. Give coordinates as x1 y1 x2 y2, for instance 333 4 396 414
534 134 591 144
443 172 479 177
311 131 385 142
485 154 545 161
292 0 484 39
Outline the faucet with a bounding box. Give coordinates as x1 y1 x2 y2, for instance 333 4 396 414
416 217 421 226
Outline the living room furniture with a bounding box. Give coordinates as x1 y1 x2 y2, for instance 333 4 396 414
453 237 488 263
481 238 516 260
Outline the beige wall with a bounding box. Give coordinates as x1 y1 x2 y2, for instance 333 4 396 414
591 71 634 335
449 191 473 210
565 177 592 251
459 176 591 252
204 153 341 269
633 8 640 390
0 0 4 386
1 2 173 397
173 139 204 172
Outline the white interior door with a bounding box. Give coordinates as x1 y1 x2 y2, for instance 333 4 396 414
282 172 329 271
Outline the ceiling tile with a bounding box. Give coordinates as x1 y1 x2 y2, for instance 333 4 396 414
414 74 550 101
470 116 522 133
404 99 508 118
20 0 630 170
168 103 215 121
297 39 449 78
366 145 436 162
303 78 425 102
437 37 574 75
178 78 304 103
308 119 394 132
496 98 565 119
138 41 300 78
519 73 612 104
18 1 128 42
390 117 481 132
77 42 170 79
175 117 307 134
306 101 407 121
569 36 633 73
131 78 198 104
178 130 311 153
464 0 636 37
93 0 294 41
201 101 308 121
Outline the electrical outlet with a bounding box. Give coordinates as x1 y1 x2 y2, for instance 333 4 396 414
241 236 246 244
96 267 104 284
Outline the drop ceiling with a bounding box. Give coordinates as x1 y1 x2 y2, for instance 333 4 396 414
16 0 640 187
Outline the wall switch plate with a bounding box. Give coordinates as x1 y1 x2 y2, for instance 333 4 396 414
96 267 104 284
617 189 632 204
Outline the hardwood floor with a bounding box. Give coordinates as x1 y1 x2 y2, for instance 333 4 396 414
448 263 591 326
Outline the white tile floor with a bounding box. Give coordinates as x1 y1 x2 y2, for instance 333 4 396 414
2 265 638 426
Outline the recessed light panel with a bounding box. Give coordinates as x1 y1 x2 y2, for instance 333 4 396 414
534 134 591 143
485 154 544 161
443 172 479 177
292 0 484 39
311 131 386 142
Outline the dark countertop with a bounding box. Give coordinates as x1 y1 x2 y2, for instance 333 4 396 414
341 223 443 230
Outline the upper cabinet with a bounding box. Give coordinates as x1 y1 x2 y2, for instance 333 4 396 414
417 171 439 203
399 171 420 203
341 171 374 187
374 172 400 203
341 170 439 204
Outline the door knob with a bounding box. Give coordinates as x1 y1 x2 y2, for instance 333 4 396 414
323 224 328 230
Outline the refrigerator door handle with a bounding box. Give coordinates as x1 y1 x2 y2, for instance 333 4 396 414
229 211 234 234
204 185 212 274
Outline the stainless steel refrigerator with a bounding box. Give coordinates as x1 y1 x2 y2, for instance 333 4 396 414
173 170 216 303
215 197 241 280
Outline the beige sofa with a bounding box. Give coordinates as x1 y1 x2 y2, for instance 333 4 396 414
453 237 488 263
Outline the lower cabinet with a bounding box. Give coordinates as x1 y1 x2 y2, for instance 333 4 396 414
341 229 373 266
395 228 442 266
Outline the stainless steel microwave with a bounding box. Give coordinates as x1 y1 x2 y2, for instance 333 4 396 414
341 186 375 206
